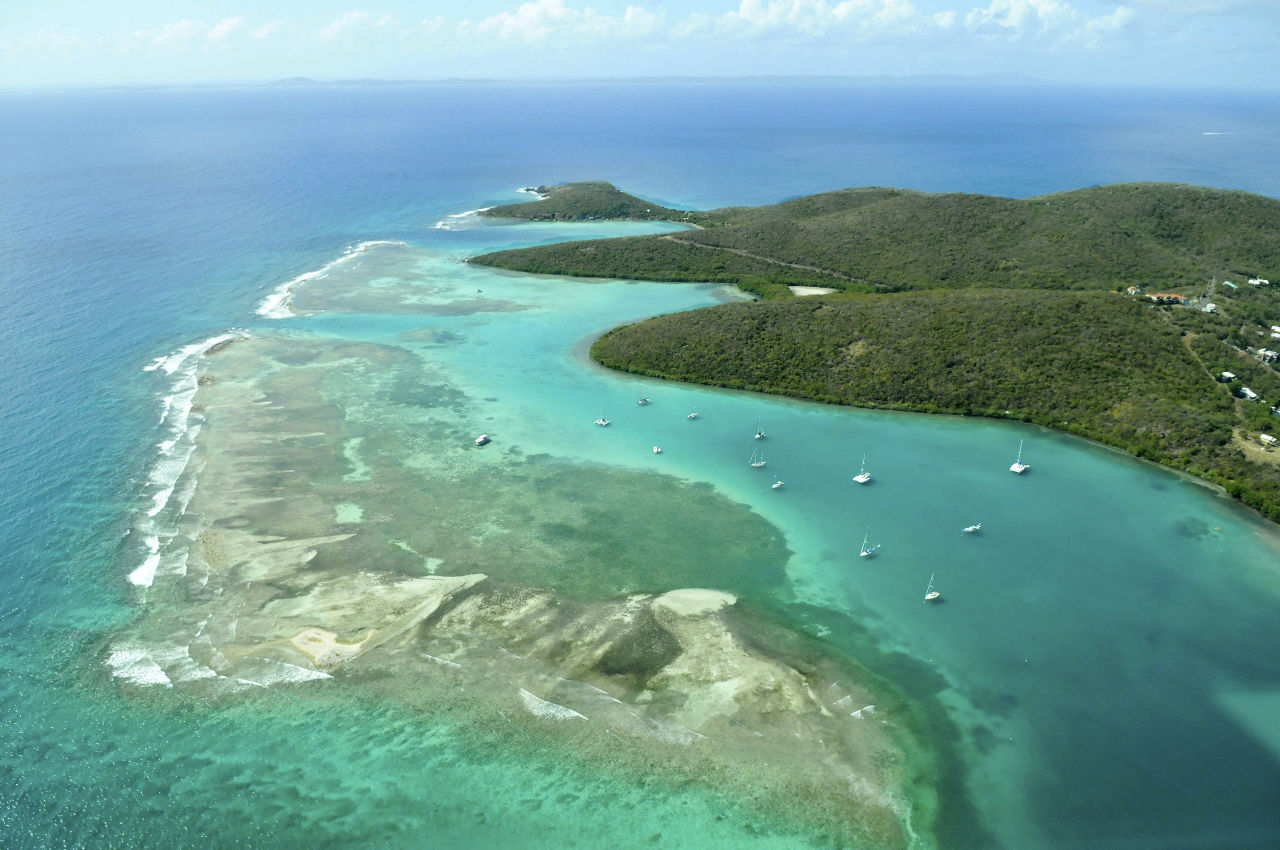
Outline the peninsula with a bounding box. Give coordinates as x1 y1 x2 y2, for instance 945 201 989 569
473 182 1280 520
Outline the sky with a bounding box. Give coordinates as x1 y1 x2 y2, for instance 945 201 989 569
0 0 1275 90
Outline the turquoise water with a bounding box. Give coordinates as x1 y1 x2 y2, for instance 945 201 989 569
281 239 1280 848
5 83 1280 848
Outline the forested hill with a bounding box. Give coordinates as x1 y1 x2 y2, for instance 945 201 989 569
480 182 684 222
472 182 1280 298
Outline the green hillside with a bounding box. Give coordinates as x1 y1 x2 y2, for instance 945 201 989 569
472 183 1280 298
481 181 684 222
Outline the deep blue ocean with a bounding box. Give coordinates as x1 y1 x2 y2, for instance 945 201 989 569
3 82 1280 848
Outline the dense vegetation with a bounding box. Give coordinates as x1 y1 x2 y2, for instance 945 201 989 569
473 183 1280 299
474 180 1280 520
481 181 684 222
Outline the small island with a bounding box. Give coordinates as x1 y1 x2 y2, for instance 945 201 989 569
474 181 1280 520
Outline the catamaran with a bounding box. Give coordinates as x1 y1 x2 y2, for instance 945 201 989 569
749 449 767 468
853 454 872 484
924 573 941 603
636 397 651 406
594 410 610 426
1010 439 1030 474
859 531 880 558
754 420 767 440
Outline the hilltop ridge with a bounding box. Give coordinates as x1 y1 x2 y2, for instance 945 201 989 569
472 181 1280 299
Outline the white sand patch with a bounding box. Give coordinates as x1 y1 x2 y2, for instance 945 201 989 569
653 588 737 617
788 286 837 296
291 627 373 667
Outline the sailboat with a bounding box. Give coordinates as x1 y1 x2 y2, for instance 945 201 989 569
924 573 941 603
1010 439 1030 474
636 396 651 406
859 531 880 558
687 406 699 420
852 454 872 484
594 409 610 426
754 419 767 440
749 449 767 468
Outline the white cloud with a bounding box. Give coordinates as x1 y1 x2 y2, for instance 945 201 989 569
962 0 1135 47
252 21 285 40
207 17 246 43
150 19 200 46
672 0 953 42
318 11 384 43
476 0 664 45
1127 0 1265 10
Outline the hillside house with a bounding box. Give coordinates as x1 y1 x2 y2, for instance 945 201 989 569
1203 302 1217 313
1220 371 1237 382
1126 285 1141 295
1260 349 1280 364
1261 434 1277 447
1240 387 1260 401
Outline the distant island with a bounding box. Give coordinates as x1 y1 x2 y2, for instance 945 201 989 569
472 181 1280 520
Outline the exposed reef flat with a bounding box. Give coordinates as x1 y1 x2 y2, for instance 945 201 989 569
111 328 934 848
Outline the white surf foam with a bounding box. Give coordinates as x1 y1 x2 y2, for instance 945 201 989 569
233 658 332 687
127 535 161 587
144 332 240 376
432 207 493 231
519 688 587 721
129 332 244 588
106 642 173 687
255 240 405 318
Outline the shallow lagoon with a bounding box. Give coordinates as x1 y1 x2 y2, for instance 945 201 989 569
113 224 1280 847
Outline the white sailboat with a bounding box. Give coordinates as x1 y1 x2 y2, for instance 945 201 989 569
754 419 767 440
749 449 767 468
594 409 610 426
924 573 941 603
859 531 880 558
636 397 651 406
687 406 699 420
853 454 872 484
1010 439 1030 474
